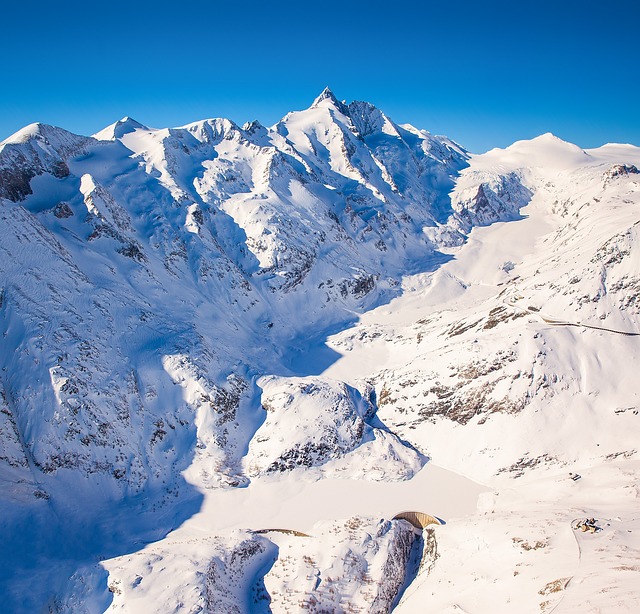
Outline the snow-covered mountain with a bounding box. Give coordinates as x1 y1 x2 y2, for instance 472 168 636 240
1 90 639 612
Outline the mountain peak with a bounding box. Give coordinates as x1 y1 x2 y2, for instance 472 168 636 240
310 87 348 114
1 122 76 146
516 132 589 158
94 116 148 141
243 119 265 134
2 122 47 145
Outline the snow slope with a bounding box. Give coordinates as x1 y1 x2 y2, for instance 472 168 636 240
324 137 640 612
1 92 639 612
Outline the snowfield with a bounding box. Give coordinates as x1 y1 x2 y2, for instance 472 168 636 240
1 90 639 612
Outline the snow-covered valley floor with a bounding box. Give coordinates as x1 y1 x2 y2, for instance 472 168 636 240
173 462 485 538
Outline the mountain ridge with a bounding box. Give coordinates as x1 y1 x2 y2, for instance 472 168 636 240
1 90 640 612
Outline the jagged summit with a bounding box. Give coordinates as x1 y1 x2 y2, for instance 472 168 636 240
310 86 349 115
311 86 340 106
242 119 264 132
308 89 389 133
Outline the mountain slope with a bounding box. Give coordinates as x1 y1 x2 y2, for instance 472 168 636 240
1 92 639 612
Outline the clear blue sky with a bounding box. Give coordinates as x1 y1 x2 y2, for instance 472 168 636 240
1 0 638 152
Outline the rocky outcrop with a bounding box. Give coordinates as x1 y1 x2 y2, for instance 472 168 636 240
451 170 532 231
246 376 423 480
0 124 90 201
264 516 419 613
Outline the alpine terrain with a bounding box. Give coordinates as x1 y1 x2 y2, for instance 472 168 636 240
1 88 639 612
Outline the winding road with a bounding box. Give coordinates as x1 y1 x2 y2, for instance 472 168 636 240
505 296 640 336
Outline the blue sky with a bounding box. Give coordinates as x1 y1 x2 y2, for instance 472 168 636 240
1 0 638 152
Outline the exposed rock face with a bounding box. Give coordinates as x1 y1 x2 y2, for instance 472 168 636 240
450 170 532 231
0 124 89 200
204 537 276 613
0 388 28 470
603 163 639 182
246 377 423 480
263 517 420 613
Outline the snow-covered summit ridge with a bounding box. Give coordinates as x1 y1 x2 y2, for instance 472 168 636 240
1 121 91 152
0 122 93 201
93 116 148 141
472 132 591 172
5 91 475 303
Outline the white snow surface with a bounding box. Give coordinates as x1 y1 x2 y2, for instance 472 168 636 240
1 90 640 612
